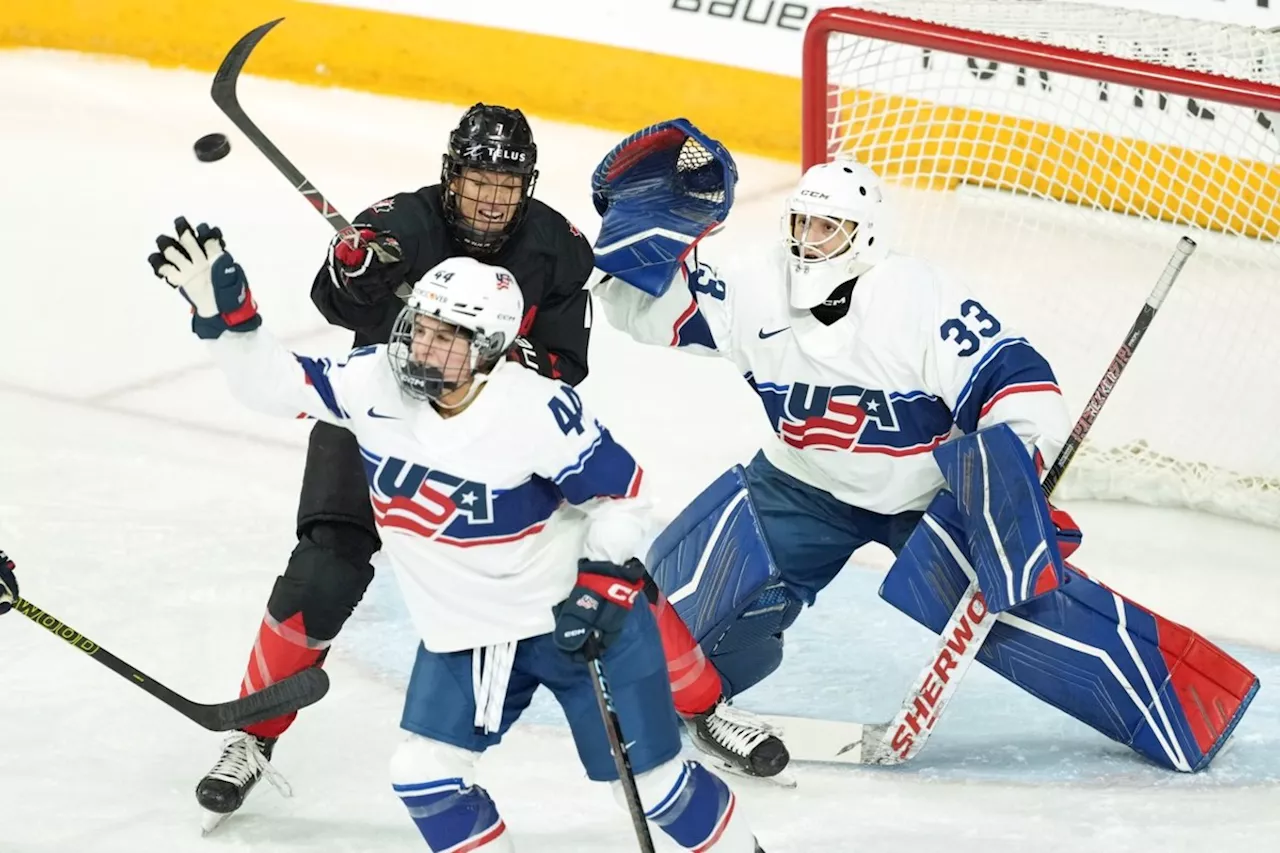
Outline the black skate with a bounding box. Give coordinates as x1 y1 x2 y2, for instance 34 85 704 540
196 732 288 834
687 701 791 782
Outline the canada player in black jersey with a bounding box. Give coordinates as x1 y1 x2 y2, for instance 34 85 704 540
196 103 595 828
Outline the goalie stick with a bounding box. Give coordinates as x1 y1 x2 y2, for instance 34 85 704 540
761 235 1198 766
12 596 329 731
210 18 409 299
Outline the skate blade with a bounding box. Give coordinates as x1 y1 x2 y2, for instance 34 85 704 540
707 756 797 789
201 809 232 836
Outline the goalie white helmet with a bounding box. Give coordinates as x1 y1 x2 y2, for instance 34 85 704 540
388 256 524 405
782 158 889 310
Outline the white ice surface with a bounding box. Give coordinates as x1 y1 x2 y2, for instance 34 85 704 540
0 50 1276 853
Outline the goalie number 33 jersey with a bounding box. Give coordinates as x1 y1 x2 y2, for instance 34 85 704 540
597 245 1071 515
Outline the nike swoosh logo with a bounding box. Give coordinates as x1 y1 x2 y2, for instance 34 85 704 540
758 327 789 340
367 407 399 420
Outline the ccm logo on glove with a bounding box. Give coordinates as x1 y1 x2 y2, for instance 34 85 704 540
552 558 647 661
606 582 640 605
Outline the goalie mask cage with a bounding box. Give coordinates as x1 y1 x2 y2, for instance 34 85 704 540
803 1 1280 527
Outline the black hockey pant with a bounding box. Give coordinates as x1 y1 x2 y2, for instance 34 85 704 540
240 422 378 738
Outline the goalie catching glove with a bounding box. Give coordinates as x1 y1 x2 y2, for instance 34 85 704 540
148 218 261 339
590 118 737 297
552 558 647 661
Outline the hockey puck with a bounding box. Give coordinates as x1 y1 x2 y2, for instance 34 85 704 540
194 133 231 163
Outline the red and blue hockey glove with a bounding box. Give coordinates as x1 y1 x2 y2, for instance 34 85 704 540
325 227 408 305
552 558 646 661
0 550 19 615
148 217 261 340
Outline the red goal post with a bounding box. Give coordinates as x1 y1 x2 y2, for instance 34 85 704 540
803 7 1280 174
800 2 1280 526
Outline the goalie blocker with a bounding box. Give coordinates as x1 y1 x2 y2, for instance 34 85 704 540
650 425 1258 772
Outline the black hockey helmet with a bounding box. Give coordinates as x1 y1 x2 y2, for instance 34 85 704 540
441 103 539 254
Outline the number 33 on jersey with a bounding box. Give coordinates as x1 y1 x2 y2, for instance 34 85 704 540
597 247 1070 515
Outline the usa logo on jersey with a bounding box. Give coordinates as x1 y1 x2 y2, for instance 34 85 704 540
360 447 564 547
362 454 493 538
781 394 868 450
751 379 900 451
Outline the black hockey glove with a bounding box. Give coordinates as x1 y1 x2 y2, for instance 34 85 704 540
552 558 646 661
507 336 558 379
326 227 410 305
0 550 19 615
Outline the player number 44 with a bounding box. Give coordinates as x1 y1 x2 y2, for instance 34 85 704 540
549 385 585 436
940 299 1001 357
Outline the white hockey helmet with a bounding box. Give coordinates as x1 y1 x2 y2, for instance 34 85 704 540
782 158 889 310
387 256 524 404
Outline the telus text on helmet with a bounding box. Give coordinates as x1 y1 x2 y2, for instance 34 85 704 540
463 144 529 164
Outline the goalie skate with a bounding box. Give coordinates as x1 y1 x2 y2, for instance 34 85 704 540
686 701 793 785
196 732 289 834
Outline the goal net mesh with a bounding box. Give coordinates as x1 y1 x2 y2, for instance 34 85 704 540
809 1 1280 527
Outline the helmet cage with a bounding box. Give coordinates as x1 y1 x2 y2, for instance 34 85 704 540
387 306 509 404
440 104 539 254
784 211 861 265
780 160 888 310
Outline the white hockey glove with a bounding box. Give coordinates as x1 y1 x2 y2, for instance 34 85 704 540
148 217 261 340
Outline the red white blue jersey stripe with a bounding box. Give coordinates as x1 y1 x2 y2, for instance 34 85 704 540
208 329 651 652
597 245 1070 514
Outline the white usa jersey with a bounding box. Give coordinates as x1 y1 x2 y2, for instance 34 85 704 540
597 245 1070 514
209 329 648 653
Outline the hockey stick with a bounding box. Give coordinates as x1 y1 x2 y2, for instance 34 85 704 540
583 638 657 853
11 596 329 731
763 235 1198 766
210 18 410 298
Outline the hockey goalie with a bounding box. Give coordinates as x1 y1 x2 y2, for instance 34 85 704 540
588 118 1259 776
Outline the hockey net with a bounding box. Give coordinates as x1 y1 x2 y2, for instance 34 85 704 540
804 1 1280 527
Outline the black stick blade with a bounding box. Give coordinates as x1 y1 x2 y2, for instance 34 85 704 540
212 18 285 105
198 667 330 732
208 18 320 198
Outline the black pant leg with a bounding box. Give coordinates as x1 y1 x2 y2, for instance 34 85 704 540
265 422 380 641
295 421 379 538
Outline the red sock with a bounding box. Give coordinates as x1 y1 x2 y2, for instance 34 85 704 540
239 612 329 739
649 591 723 717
